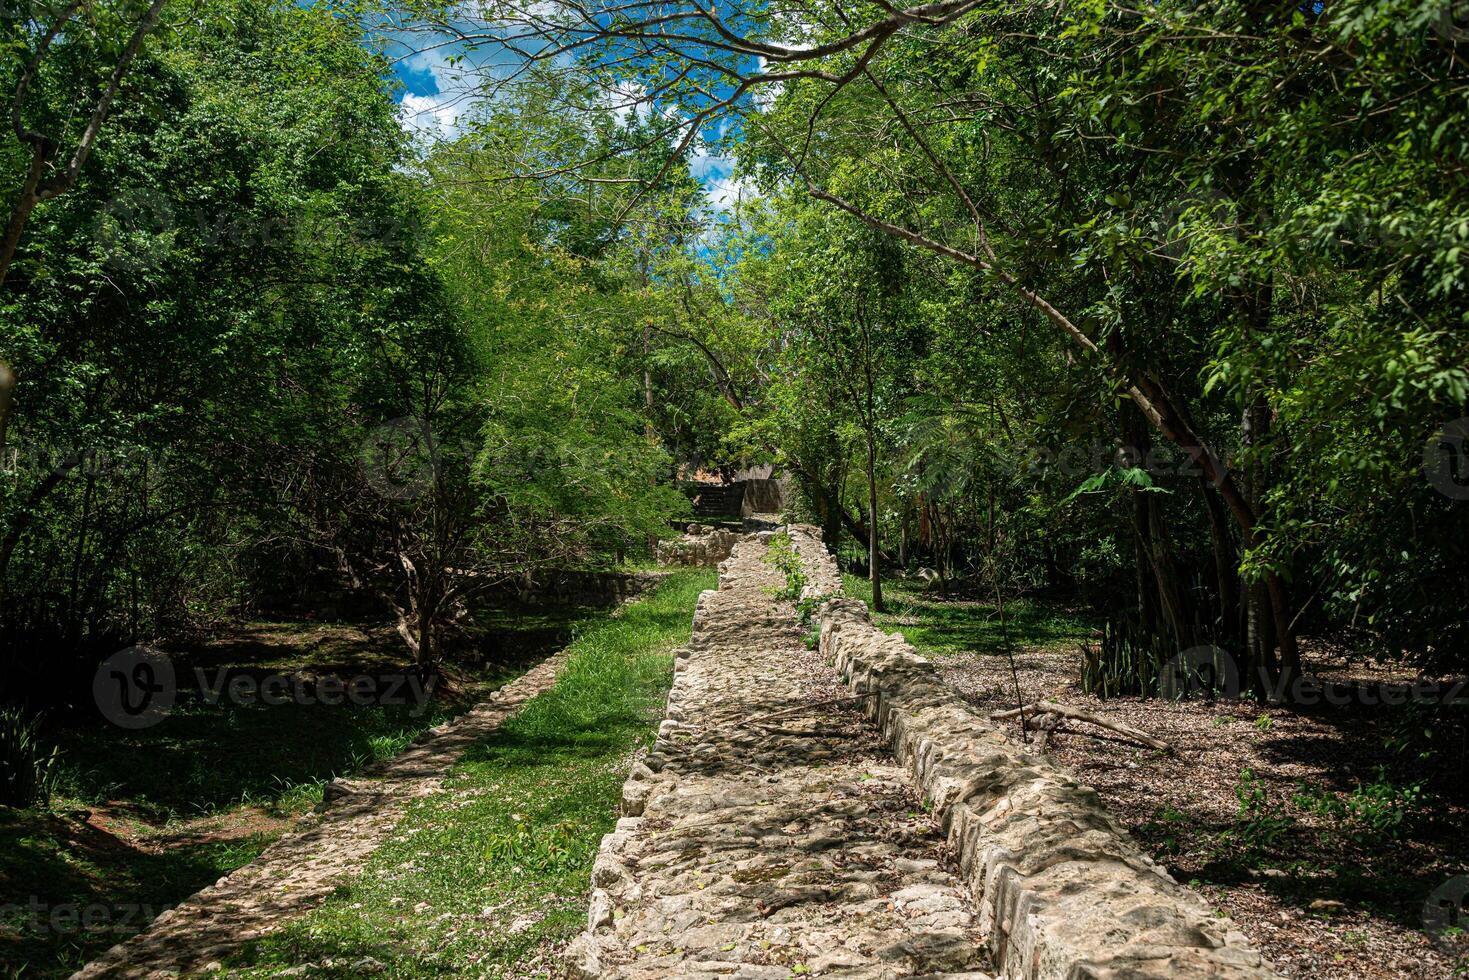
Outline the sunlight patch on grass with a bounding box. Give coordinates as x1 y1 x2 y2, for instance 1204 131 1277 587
841 573 1092 659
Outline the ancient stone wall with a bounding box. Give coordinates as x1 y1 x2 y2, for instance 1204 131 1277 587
569 534 994 978
785 524 1280 979
506 568 666 606
738 477 784 516
654 525 741 567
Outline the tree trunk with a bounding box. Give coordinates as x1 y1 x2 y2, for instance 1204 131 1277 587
67 471 97 642
1141 504 1187 648
1266 571 1302 695
865 430 883 612
0 358 14 456
898 499 909 570
1240 393 1296 695
0 144 51 290
1121 406 1190 648
818 483 843 548
642 321 656 553
1133 497 1157 638
0 467 69 594
1199 476 1239 642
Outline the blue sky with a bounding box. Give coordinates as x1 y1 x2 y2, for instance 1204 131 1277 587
373 16 752 214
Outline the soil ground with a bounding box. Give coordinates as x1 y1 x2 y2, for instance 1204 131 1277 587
844 573 1469 980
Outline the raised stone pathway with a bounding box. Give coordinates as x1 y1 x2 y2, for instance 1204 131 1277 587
569 536 992 979
70 653 568 980
785 526 1278 979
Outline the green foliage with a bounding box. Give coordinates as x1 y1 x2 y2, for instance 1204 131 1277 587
762 531 807 600
1292 767 1426 845
0 706 59 808
484 820 595 875
683 0 1469 677
1080 619 1164 699
0 8 697 692
1228 768 1296 857
1 0 432 679
1136 805 1188 857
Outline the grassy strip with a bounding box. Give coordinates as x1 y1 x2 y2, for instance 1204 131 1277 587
841 573 1091 659
223 568 716 978
0 604 613 979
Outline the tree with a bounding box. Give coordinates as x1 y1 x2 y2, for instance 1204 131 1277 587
750 196 922 610
1 0 169 286
0 0 170 451
444 0 1469 691
0 0 438 684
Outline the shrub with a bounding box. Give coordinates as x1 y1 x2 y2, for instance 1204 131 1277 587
762 532 807 600
1229 767 1295 854
0 706 60 809
1293 767 1425 844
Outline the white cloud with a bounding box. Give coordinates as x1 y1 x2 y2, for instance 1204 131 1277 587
688 144 732 184
608 80 652 126
688 137 760 216
398 93 461 141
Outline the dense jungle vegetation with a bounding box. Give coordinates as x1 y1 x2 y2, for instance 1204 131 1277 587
0 0 1463 752
0 0 1466 839
2 0 1469 975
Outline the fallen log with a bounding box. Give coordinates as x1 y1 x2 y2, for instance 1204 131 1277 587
992 701 1172 753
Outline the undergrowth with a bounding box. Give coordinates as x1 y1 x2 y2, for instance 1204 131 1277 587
223 568 715 978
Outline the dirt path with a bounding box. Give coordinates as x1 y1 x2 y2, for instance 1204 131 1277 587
69 653 568 980
568 537 991 978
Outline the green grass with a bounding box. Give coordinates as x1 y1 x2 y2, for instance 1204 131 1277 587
0 805 277 978
219 568 716 978
0 600 628 979
841 573 1093 659
51 699 466 822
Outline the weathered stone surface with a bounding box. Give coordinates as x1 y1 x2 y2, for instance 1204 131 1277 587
655 526 741 568
784 524 1280 980
571 537 992 979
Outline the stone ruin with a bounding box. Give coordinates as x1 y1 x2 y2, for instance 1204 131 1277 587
785 524 1278 979
575 525 1279 979
654 524 741 568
